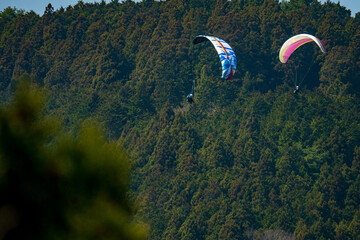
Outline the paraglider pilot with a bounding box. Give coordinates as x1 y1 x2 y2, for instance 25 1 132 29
187 93 194 104
294 85 299 94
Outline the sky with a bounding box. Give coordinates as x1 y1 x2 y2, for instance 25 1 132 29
0 1 112 15
0 0 359 16
318 0 360 16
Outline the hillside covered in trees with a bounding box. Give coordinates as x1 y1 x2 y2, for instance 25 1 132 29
1 0 360 239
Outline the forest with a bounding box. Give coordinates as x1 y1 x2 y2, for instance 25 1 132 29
1 0 360 239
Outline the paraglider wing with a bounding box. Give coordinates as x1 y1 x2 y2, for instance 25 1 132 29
193 35 237 80
279 34 326 63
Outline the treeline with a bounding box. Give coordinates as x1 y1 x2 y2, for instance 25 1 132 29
1 0 360 239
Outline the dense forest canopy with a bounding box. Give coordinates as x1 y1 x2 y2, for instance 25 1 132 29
1 0 360 239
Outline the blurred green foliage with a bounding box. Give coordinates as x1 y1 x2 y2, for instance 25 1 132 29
0 80 148 239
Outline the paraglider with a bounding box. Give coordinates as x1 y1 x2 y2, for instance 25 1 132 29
279 34 326 93
294 85 300 94
193 35 237 80
187 35 237 103
279 34 326 63
186 93 194 104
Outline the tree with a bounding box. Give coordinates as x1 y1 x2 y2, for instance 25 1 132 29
44 3 54 16
0 81 148 239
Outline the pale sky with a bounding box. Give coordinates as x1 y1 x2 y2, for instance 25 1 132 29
0 0 132 15
0 0 359 16
318 0 360 16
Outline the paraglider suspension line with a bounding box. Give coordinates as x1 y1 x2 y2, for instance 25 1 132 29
293 69 298 87
297 60 316 87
